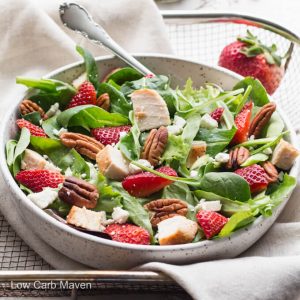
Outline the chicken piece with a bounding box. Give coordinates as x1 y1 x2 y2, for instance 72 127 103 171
157 216 198 245
21 149 47 170
66 206 106 231
96 145 130 180
131 89 171 132
271 139 299 170
186 141 207 168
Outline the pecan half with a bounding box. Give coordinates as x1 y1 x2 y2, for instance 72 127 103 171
226 146 250 169
60 132 104 160
144 198 188 227
141 126 168 166
249 103 276 138
58 176 99 209
19 99 47 119
96 93 110 111
262 161 279 183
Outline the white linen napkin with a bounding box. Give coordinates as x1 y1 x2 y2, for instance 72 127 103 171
0 1 299 299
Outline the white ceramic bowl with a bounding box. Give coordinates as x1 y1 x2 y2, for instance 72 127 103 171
0 54 299 269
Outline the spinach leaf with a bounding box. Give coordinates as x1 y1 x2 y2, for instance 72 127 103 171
218 211 255 237
57 105 129 130
241 153 269 167
98 82 132 116
6 140 17 169
30 136 90 177
196 126 237 156
194 190 251 216
16 77 76 110
119 111 140 161
105 67 143 85
109 181 153 236
76 45 99 90
263 111 284 138
42 115 61 139
48 199 71 217
162 182 198 206
14 128 31 161
22 112 41 126
200 172 251 201
233 77 269 107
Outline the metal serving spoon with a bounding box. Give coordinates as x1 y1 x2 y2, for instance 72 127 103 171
59 2 154 76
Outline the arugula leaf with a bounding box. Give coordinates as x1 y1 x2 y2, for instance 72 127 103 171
196 126 237 156
233 77 269 107
218 211 255 237
119 111 140 161
30 136 90 178
97 82 132 116
194 190 251 216
104 67 143 85
76 45 99 90
200 172 251 201
57 105 129 130
162 182 198 206
241 153 269 167
16 77 76 110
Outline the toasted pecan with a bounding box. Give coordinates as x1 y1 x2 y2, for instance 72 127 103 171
19 99 47 120
226 146 250 169
144 198 188 227
58 176 99 209
249 103 276 138
96 93 110 111
60 132 104 160
262 161 279 183
141 126 168 166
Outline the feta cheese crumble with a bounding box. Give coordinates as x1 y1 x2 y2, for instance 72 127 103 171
200 114 218 129
215 152 230 163
27 188 58 209
111 207 129 224
129 159 152 174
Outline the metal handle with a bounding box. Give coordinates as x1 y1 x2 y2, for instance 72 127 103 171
59 3 154 76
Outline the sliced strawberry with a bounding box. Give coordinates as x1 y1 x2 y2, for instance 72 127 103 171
234 164 268 194
231 101 253 145
67 81 96 108
210 107 224 122
122 166 177 197
196 210 228 239
91 125 131 145
16 169 65 192
104 223 150 245
16 119 47 137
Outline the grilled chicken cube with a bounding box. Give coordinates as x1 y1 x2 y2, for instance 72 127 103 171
96 145 130 180
131 89 171 132
186 141 207 168
271 139 299 170
21 149 48 170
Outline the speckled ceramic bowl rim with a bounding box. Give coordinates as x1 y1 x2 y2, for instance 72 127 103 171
1 53 299 252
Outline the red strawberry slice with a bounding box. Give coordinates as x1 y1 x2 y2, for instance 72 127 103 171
16 119 47 137
231 101 253 145
16 169 65 192
196 210 228 239
234 164 268 194
91 125 131 145
67 81 96 108
104 223 150 245
210 107 224 122
122 166 177 198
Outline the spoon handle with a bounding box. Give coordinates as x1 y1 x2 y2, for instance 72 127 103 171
59 3 154 76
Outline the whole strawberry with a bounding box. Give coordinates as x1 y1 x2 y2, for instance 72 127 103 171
16 119 47 137
210 107 224 122
196 210 228 239
67 81 96 108
104 223 150 245
218 30 284 95
234 164 268 194
91 125 131 145
16 169 65 192
122 166 177 197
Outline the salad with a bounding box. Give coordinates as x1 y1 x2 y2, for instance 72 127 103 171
6 46 299 246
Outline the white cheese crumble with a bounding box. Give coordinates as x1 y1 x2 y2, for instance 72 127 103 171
173 115 186 128
27 188 58 209
167 125 182 135
112 207 129 224
52 127 68 137
129 159 152 174
215 152 230 163
200 114 218 129
190 170 198 178
64 167 73 177
119 131 128 138
45 103 60 118
195 200 222 212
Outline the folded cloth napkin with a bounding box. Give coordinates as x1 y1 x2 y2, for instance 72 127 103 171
0 1 300 299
